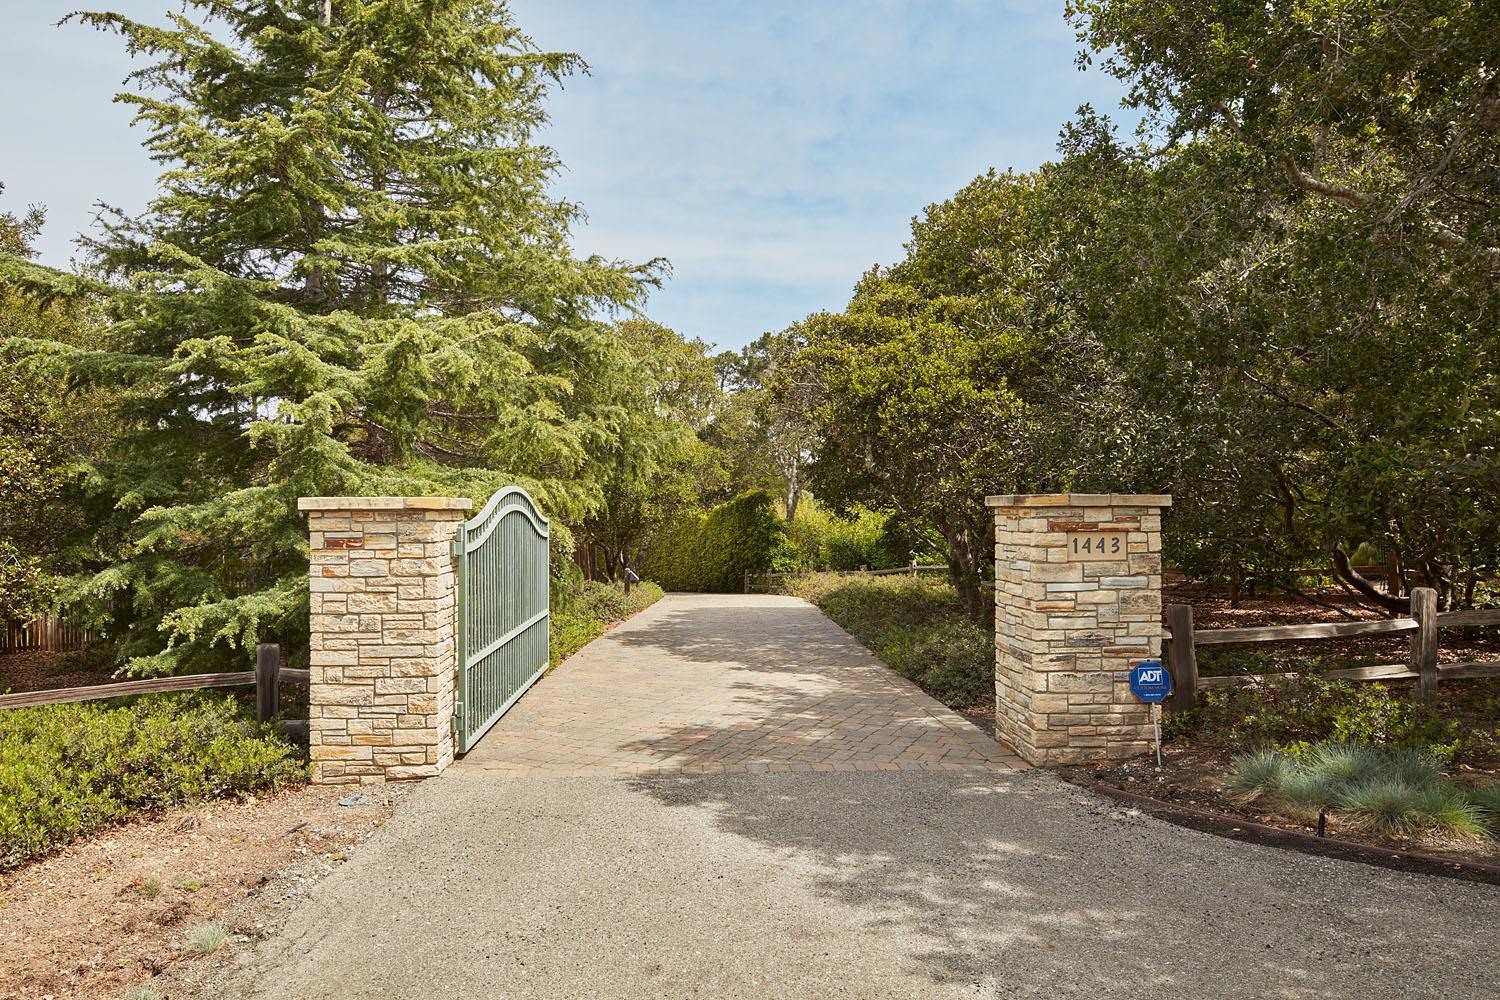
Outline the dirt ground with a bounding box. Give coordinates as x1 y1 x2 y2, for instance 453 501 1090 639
0 649 114 694
0 783 405 1000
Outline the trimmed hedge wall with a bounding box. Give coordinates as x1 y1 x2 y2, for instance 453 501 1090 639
644 490 789 592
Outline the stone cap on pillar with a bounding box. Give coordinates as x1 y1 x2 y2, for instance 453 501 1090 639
985 493 1172 508
297 496 473 512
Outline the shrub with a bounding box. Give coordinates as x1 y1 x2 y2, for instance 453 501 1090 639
1165 673 1462 757
1470 783 1500 835
1334 778 1423 833
0 694 305 870
643 490 790 592
782 500 935 572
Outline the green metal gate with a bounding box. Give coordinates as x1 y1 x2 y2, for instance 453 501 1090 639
451 486 550 752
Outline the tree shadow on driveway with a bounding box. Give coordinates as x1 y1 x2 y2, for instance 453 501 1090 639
624 766 1500 998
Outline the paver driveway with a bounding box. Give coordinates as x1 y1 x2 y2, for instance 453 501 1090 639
455 592 1023 777
198 593 1500 1000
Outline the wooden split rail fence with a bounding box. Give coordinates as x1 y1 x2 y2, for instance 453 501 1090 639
0 643 310 735
745 560 949 593
1165 587 1500 711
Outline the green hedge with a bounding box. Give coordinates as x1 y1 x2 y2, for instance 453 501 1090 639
1 694 306 870
644 490 791 592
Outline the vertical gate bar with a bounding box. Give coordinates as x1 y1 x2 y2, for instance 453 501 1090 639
452 522 470 753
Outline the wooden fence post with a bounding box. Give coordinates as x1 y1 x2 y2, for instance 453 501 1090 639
1410 587 1439 700
743 570 750 594
1166 604 1198 712
765 569 773 594
909 558 917 577
255 643 280 725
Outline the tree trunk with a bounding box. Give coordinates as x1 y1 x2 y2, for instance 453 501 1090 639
938 517 988 624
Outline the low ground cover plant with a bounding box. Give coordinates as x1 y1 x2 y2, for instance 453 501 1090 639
1166 673 1471 760
783 573 989 708
549 580 664 669
1226 742 1500 839
0 694 305 870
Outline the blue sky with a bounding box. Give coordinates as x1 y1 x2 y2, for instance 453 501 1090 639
2 1 1134 350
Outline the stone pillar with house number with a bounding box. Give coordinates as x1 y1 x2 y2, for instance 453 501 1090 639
987 493 1171 765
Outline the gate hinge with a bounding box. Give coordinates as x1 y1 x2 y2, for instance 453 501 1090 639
450 713 462 733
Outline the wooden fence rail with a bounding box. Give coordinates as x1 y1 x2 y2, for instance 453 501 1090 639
0 643 309 735
1166 588 1500 711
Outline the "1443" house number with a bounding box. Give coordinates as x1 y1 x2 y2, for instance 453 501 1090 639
1066 531 1124 561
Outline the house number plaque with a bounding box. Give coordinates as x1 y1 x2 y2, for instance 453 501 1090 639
1066 531 1124 561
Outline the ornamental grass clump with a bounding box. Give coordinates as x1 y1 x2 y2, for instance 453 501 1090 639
185 922 229 956
1469 784 1500 836
1226 741 1494 840
1223 749 1290 799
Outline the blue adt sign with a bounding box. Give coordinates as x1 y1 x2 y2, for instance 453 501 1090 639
1130 661 1171 703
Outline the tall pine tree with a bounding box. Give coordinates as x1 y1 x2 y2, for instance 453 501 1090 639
0 1 663 675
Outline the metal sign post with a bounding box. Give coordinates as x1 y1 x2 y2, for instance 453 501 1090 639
1129 661 1171 768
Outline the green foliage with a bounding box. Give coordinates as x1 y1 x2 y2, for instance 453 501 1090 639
1166 675 1463 758
579 321 727 581
779 274 1039 621
1 3 664 676
1470 783 1500 831
784 573 991 709
0 694 305 870
643 490 790 593
774 0 1500 610
1226 742 1492 838
781 499 933 572
0 196 103 626
704 332 813 517
548 580 663 669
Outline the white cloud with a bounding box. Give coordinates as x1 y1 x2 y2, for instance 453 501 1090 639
2 1 1137 347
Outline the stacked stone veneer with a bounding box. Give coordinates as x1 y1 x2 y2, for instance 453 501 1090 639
299 496 472 785
987 493 1171 765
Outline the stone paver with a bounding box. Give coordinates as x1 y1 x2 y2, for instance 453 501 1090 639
454 592 1023 776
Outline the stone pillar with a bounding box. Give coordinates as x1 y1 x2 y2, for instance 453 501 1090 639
987 493 1170 765
299 496 472 785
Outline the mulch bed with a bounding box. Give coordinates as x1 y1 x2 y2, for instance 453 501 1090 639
1063 740 1500 871
0 784 404 1000
0 649 115 694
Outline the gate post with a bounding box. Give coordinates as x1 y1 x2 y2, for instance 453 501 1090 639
987 493 1171 765
299 496 472 785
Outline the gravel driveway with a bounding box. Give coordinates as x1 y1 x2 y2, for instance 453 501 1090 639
195 594 1500 999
